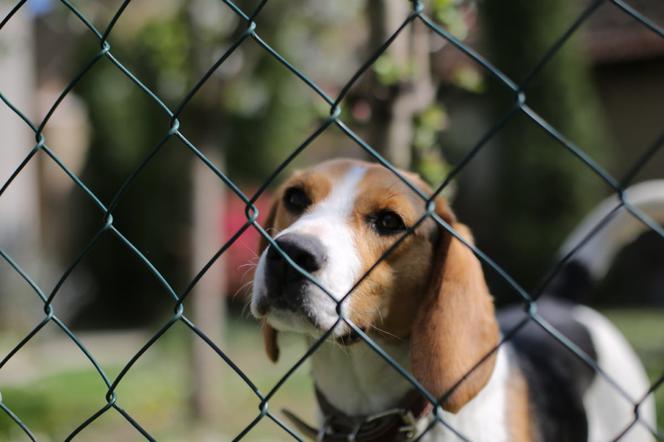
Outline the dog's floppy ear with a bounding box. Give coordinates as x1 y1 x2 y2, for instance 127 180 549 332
259 199 280 362
262 319 279 362
411 200 499 413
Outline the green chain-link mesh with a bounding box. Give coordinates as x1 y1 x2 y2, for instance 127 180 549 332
1 0 663 440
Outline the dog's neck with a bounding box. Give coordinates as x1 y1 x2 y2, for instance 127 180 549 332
309 337 512 442
309 336 414 416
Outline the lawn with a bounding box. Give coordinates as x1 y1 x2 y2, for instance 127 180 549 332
0 309 662 441
603 310 664 432
0 317 315 441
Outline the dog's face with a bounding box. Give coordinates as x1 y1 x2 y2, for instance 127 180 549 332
250 159 442 340
250 158 499 412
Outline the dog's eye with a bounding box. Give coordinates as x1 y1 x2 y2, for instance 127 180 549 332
372 210 406 235
283 187 311 213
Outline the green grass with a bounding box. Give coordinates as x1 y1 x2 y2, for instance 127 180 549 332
0 310 662 440
0 318 314 441
602 309 664 430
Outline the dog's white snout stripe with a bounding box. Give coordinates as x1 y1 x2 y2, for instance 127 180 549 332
252 167 367 334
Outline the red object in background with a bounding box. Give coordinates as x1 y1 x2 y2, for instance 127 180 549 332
220 192 273 297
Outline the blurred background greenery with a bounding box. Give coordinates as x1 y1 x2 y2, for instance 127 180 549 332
0 0 662 440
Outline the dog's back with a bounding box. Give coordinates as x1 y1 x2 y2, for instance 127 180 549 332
499 300 655 442
500 181 663 441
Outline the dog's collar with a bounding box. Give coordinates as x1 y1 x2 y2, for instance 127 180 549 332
283 387 433 441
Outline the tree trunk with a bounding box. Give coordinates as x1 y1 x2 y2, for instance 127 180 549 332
183 2 228 427
190 151 226 426
367 0 435 169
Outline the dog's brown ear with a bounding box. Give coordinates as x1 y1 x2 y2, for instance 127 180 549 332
262 319 279 362
259 199 280 362
411 200 499 413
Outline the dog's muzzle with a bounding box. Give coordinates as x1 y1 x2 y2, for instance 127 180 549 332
263 233 327 312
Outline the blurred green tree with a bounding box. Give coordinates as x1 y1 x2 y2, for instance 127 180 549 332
70 0 332 326
54 0 401 329
479 0 613 299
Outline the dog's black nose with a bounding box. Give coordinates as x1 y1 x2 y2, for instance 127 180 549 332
265 233 326 301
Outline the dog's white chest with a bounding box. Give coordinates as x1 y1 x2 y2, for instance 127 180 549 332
312 342 510 442
417 348 509 442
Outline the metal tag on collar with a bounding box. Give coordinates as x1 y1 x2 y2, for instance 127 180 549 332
363 408 419 440
346 421 363 441
398 410 418 440
316 416 331 441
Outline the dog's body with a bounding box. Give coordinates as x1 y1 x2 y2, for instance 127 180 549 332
251 159 658 441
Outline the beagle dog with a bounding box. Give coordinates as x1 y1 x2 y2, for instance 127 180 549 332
250 159 658 442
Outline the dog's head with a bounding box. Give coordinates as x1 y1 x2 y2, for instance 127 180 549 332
251 158 499 412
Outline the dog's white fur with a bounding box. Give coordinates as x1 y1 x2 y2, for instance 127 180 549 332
251 166 367 337
576 306 656 442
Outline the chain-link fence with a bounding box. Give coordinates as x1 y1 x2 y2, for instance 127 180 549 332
1 0 663 440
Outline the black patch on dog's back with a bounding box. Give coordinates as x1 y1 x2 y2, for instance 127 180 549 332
498 299 597 442
546 260 593 303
